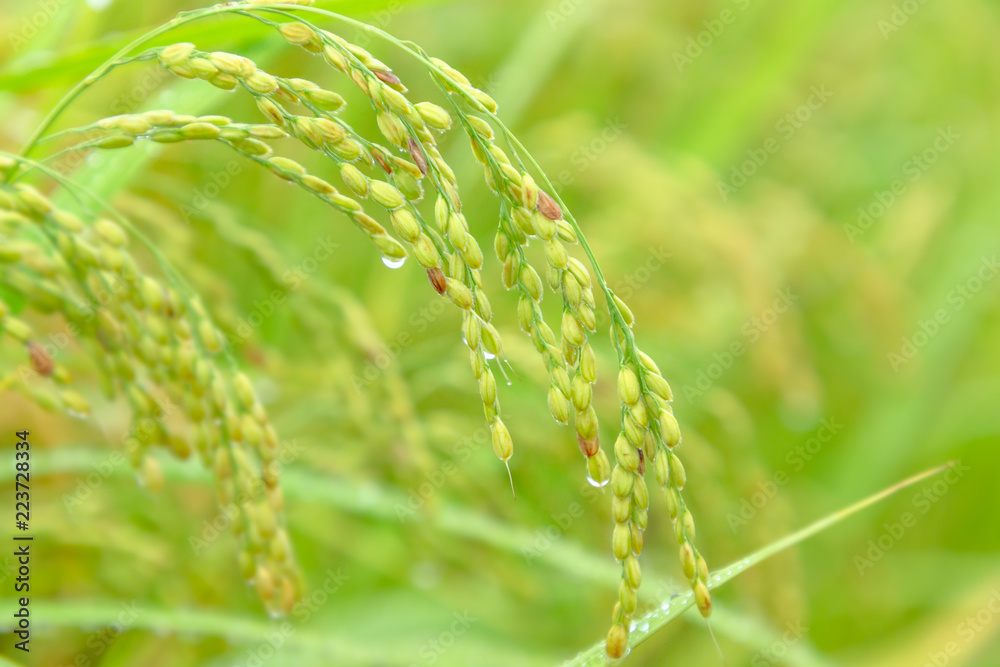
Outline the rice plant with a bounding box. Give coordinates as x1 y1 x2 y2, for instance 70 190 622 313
1 1 990 665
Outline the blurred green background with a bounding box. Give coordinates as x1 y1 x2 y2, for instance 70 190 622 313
1 0 999 665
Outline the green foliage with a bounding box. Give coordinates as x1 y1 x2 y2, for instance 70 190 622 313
1 0 997 665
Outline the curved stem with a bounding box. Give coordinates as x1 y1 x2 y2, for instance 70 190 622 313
8 137 109 180
6 0 642 398
12 4 240 168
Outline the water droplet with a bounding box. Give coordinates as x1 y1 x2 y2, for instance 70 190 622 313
586 474 610 488
65 409 89 420
382 255 406 269
638 623 650 633
266 606 284 620
483 350 496 361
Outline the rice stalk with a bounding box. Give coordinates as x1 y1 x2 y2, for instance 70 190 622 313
1 2 711 653
1 154 302 617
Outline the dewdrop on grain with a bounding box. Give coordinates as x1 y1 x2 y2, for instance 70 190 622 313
586 451 611 487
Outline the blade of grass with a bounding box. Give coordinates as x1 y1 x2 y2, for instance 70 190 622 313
828 195 1000 496
0 598 563 667
564 461 956 666
0 599 411 666
25 446 831 666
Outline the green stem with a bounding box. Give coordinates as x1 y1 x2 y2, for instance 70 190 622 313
15 5 232 165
